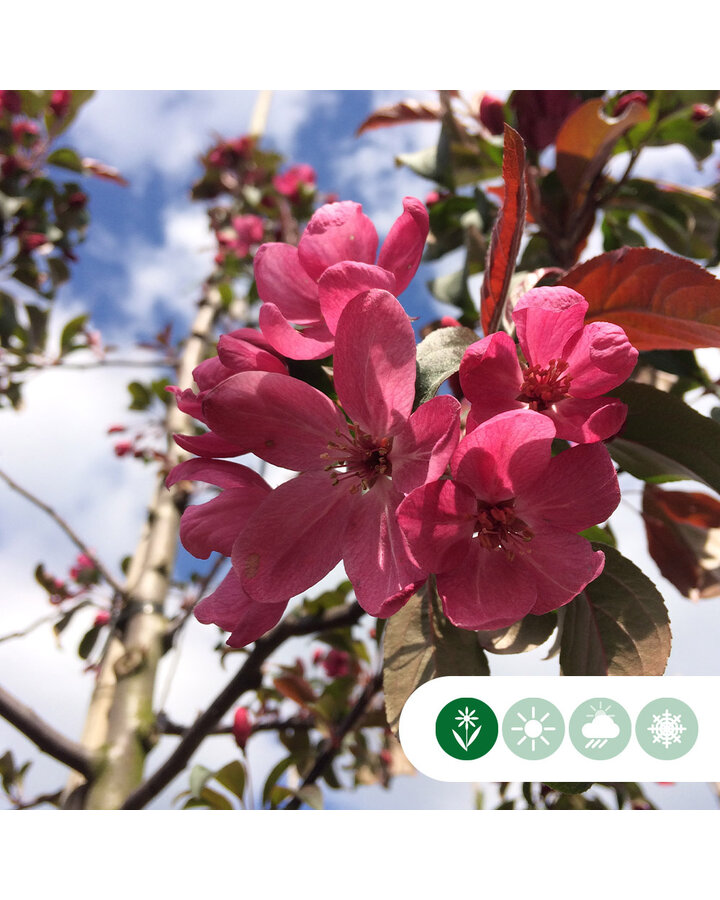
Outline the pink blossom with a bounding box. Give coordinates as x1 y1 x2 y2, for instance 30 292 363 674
253 197 429 360
398 409 620 630
692 103 713 122
50 90 72 118
70 553 96 580
94 610 110 627
460 287 638 443
114 440 133 457
199 290 460 619
11 120 38 145
321 649 351 678
216 214 264 258
232 708 253 750
166 458 288 647
168 328 288 460
273 163 316 201
614 91 648 116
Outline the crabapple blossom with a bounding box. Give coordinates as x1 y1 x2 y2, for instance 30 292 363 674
273 163 316 201
232 708 253 750
198 289 460 620
460 286 638 443
253 197 428 359
397 409 621 630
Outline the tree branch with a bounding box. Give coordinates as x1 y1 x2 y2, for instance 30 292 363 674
121 600 365 809
157 713 312 737
282 670 384 810
0 467 126 598
0 683 95 779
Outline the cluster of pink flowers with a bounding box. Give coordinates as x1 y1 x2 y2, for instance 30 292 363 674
169 197 638 645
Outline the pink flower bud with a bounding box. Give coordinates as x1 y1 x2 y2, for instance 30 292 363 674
107 424 126 434
21 233 48 252
614 91 648 116
322 648 351 678
273 163 317 201
232 707 253 750
94 610 110 627
114 440 133 457
479 94 505 135
692 103 713 122
0 90 22 115
67 191 88 209
50 90 72 118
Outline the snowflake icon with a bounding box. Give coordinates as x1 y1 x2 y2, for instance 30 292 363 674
648 708 687 749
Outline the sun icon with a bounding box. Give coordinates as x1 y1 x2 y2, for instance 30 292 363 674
510 704 557 752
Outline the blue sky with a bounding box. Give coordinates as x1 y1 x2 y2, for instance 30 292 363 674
2 90 720 811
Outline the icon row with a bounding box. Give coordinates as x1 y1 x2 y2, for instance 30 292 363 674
435 696 698 761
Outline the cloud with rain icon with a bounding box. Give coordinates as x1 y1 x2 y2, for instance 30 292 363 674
582 708 620 749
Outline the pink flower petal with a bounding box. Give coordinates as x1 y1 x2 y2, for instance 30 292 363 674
562 321 638 397
376 197 429 295
298 201 378 281
203 371 348 471
513 287 588 366
172 430 248 459
333 290 416 437
397 478 477 574
547 396 628 443
451 409 556 504
254 242 320 323
195 569 287 646
342 477 425 616
318 261 396 333
391 395 461 494
193 355 235 391
217 332 288 375
166 457 270 490
167 385 204 420
460 333 524 431
437 542 538 630
181 486 269 558
517 442 620 533
232 470 353 604
258 303 335 360
517 527 605 615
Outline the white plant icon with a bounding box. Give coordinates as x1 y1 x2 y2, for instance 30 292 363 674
453 706 482 751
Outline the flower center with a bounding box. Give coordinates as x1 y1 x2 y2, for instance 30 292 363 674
517 358 572 411
322 426 393 493
474 499 533 555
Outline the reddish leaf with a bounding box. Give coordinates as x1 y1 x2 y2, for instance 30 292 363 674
273 674 317 707
643 485 720 599
356 100 442 136
559 246 720 350
555 98 650 201
480 125 527 335
82 157 129 186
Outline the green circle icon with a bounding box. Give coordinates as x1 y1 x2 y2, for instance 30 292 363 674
569 698 632 760
635 698 698 760
435 697 498 760
502 698 565 759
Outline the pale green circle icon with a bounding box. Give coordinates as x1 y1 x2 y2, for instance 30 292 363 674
502 698 565 759
636 698 698 760
569 698 631 760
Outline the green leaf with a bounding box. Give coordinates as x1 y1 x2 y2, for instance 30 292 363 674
25 304 48 352
544 782 594 795
60 314 89 354
127 381 152 411
213 761 246 802
195 786 233 810
477 612 556 655
0 190 25 219
262 756 294 807
296 784 324 810
189 764 213 799
609 382 720 490
414 325 478 408
383 581 489 733
0 751 16 794
427 269 471 309
78 625 101 661
0 292 18 347
47 148 84 173
559 544 671 676
578 524 616 548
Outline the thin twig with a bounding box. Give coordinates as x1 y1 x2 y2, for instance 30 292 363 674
121 601 364 809
157 713 312 737
0 613 56 644
282 670 384 810
0 683 95 779
0 467 125 598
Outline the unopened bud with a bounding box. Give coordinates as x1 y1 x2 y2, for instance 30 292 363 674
232 707 253 750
